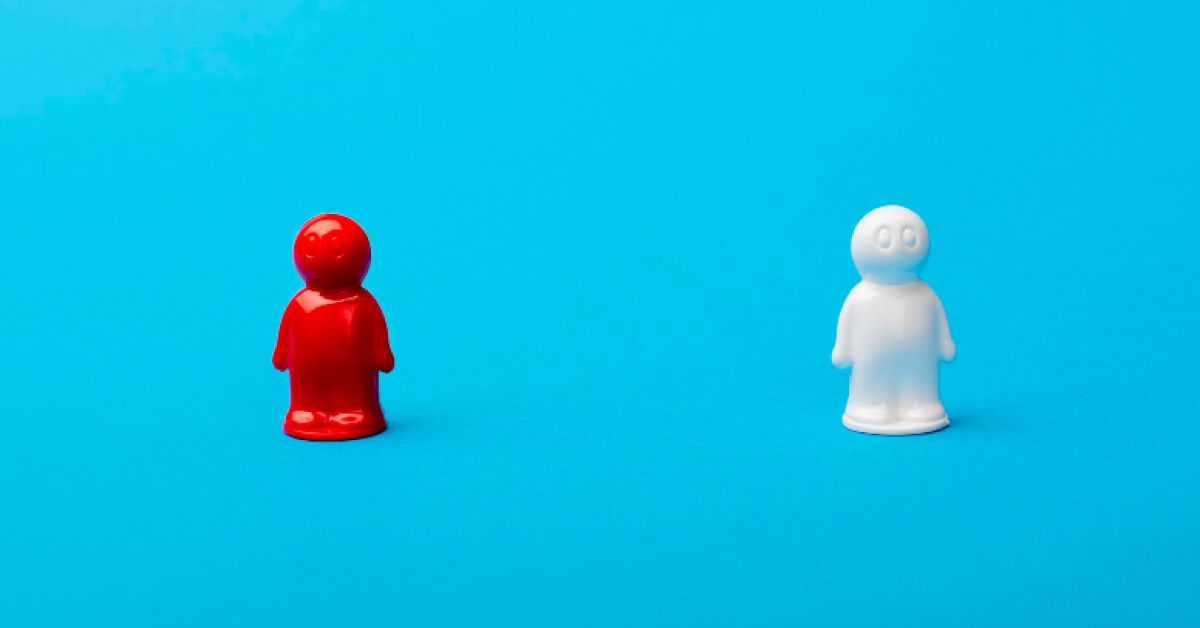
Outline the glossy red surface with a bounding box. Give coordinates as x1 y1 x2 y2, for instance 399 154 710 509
273 214 394 440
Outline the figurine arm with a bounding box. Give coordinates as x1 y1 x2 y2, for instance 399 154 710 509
936 297 956 363
272 304 293 372
832 297 853 368
363 292 395 373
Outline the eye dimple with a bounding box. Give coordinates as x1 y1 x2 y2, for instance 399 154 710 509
876 227 893 250
303 233 321 258
902 226 917 248
327 234 346 259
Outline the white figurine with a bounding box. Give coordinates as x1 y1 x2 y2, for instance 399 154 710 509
832 205 956 435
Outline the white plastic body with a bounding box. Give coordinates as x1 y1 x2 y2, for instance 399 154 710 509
833 205 955 435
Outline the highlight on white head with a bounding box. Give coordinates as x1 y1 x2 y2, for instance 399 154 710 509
850 205 930 284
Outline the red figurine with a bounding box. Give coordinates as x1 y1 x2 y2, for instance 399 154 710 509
273 214 394 440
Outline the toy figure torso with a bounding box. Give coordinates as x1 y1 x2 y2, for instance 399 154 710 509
845 280 941 363
284 288 382 372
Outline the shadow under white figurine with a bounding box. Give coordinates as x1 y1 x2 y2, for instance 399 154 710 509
832 205 956 435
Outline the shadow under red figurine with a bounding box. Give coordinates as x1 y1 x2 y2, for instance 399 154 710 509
273 214 394 440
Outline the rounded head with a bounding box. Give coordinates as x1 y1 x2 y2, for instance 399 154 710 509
850 205 930 284
293 213 371 288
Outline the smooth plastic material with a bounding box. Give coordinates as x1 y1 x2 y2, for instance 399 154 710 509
832 205 955 435
273 214 394 441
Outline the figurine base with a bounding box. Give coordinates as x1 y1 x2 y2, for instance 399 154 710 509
842 414 949 436
284 415 387 441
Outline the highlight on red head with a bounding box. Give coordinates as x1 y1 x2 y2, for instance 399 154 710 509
292 213 372 289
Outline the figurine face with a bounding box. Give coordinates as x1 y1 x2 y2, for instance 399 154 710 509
293 214 372 288
850 205 930 284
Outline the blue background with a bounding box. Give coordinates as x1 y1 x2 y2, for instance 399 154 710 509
2 1 1198 626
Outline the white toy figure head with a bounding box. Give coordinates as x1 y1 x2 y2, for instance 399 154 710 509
851 205 930 284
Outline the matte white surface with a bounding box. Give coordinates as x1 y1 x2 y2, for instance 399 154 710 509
833 205 955 435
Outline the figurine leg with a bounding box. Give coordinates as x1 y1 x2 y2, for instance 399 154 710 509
843 361 900 434
326 369 386 440
284 370 331 439
893 361 948 435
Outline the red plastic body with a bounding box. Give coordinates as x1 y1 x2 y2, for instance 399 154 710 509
273 214 394 440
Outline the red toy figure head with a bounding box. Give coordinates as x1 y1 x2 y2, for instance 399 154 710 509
293 214 372 289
